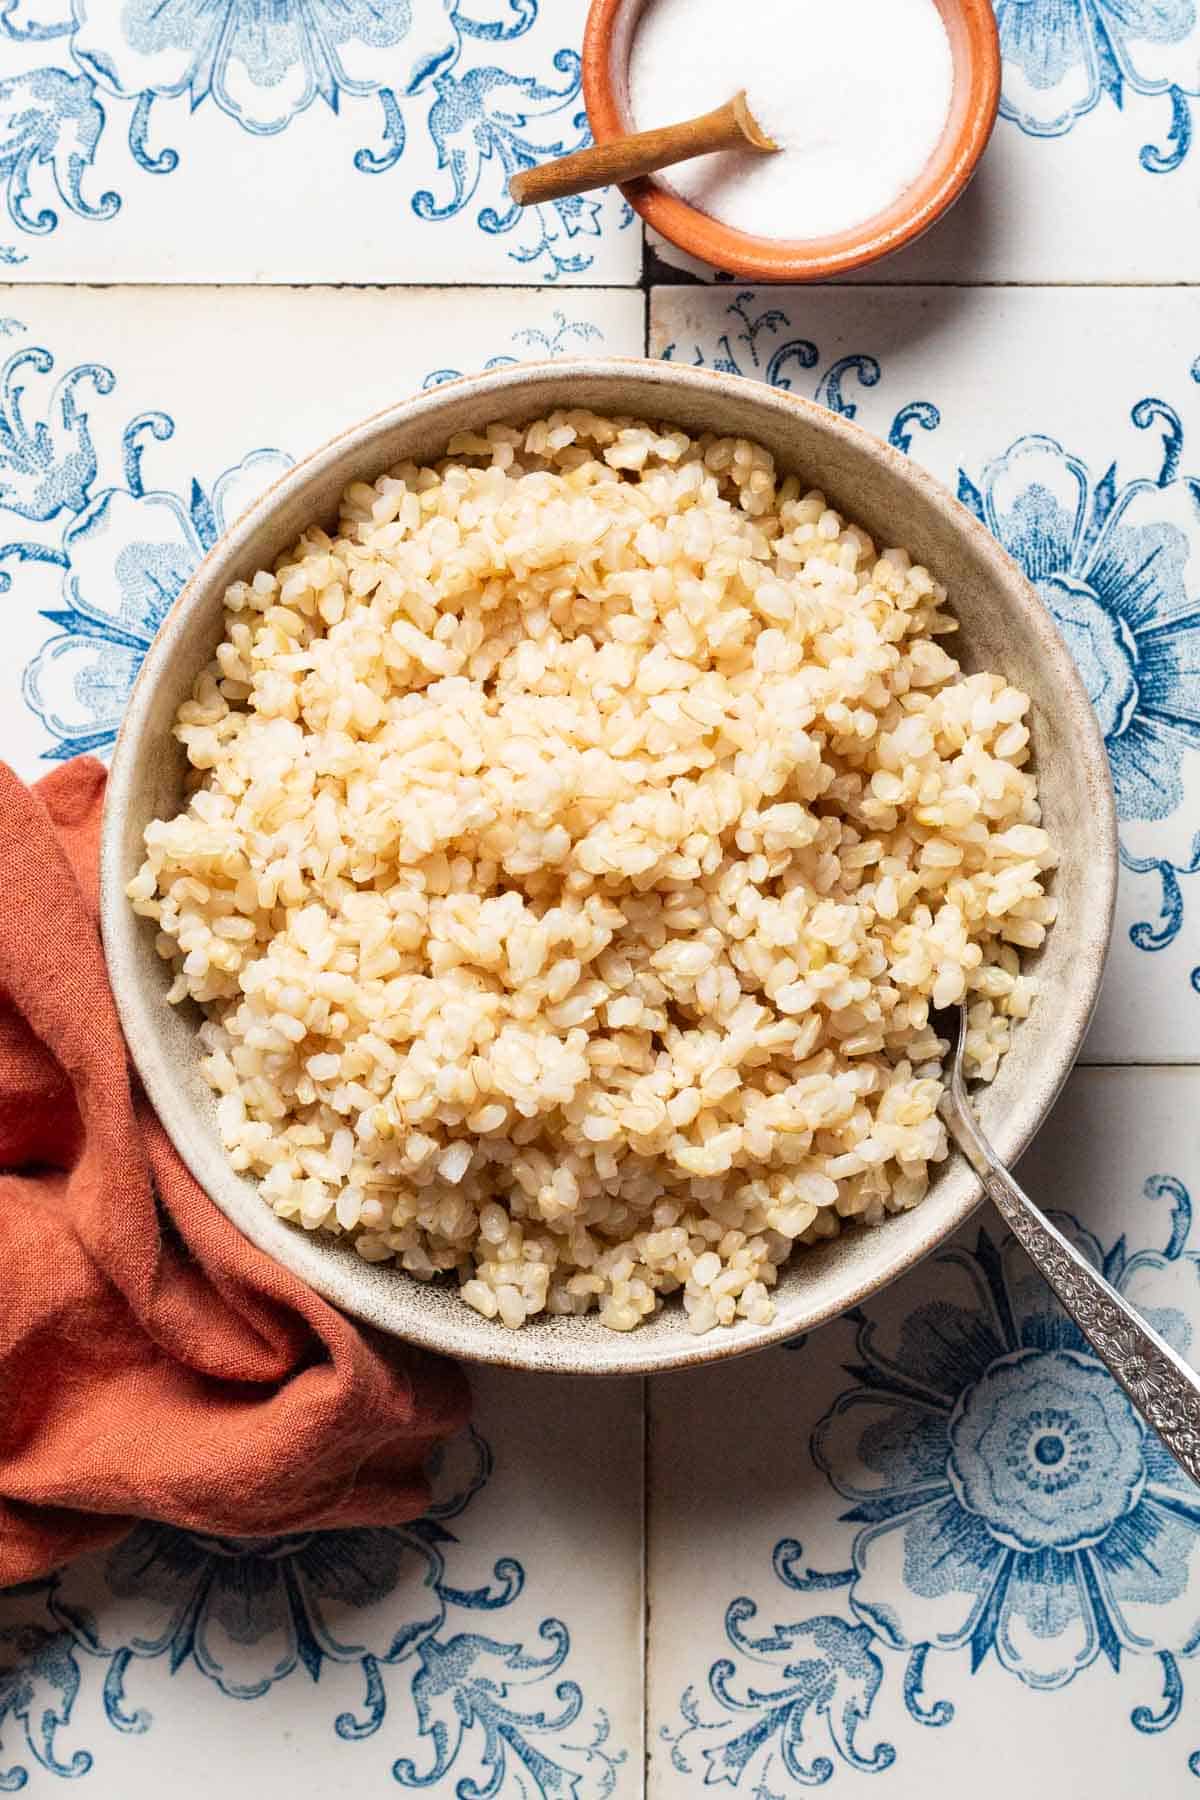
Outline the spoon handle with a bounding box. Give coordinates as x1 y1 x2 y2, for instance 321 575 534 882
939 1083 1200 1486
508 93 774 209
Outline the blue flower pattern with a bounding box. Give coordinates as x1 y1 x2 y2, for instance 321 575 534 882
0 1 1194 1767
0 1 631 280
676 296 1200 982
663 1178 1200 1788
70 0 465 137
0 1431 627 1793
659 294 944 459
995 0 1200 170
957 406 1200 974
959 414 1200 830
0 0 1191 285
422 308 602 386
8 315 612 764
0 337 291 761
13 297 1200 939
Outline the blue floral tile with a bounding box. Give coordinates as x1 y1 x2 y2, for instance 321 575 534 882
993 0 1198 156
647 1067 1200 1796
0 282 644 780
3 5 1199 1772
0 1370 643 1795
649 282 1200 1063
0 291 647 1800
649 1 1200 283
0 3 641 284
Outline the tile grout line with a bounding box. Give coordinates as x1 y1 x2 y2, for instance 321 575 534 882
641 1373 650 1799
1075 1062 1200 1070
641 258 651 1800
656 235 1188 1097
0 278 1198 291
8 148 1199 1795
650 278 1200 290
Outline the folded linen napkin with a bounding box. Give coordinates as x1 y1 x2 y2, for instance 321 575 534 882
0 758 469 1586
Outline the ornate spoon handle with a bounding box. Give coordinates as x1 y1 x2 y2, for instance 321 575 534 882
938 1030 1200 1486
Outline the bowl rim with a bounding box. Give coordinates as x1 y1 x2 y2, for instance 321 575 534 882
101 356 1118 1376
581 0 1001 281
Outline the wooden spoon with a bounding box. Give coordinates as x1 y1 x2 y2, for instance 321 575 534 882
508 91 777 209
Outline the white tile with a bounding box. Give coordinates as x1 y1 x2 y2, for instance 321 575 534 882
887 10 1200 284
649 282 1200 1063
645 227 726 286
0 283 644 782
647 12 1200 285
0 1372 643 1796
649 1066 1200 1798
858 106 1200 284
0 6 641 285
0 283 650 1796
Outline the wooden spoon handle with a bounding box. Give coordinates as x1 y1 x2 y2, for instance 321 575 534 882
508 93 774 208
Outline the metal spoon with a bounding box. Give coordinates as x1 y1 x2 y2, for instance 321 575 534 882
936 1005 1200 1484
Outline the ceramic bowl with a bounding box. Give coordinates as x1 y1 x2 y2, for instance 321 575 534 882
100 359 1116 1376
582 0 1001 280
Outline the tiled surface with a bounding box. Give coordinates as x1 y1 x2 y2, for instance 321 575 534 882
0 1372 644 1796
3 2 1200 1796
1 284 644 781
648 1070 1200 1796
649 13 1200 285
0 2 641 285
649 283 1200 1065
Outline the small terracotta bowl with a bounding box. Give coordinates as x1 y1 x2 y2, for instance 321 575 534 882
101 361 1115 1377
582 0 1001 280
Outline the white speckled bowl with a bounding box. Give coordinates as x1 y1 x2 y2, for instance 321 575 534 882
100 360 1117 1375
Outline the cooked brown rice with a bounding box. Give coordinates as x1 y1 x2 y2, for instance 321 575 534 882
129 411 1056 1334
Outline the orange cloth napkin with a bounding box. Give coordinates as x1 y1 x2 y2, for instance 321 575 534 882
0 757 470 1587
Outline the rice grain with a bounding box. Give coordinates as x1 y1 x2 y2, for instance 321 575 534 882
130 412 1056 1334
